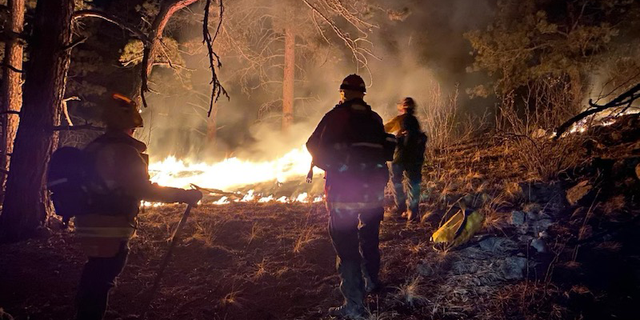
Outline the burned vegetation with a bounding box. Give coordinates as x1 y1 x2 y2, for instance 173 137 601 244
1 1 640 320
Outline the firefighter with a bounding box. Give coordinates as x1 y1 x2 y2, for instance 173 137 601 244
74 94 202 320
307 74 392 318
384 97 427 222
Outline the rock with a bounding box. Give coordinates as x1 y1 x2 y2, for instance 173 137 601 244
527 210 552 221
532 128 547 138
452 260 480 275
417 262 434 277
500 256 528 280
530 238 547 253
479 237 518 253
526 211 539 221
520 182 568 213
532 219 553 233
511 211 526 225
566 180 592 206
518 235 534 243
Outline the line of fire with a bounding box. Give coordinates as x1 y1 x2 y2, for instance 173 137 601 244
0 1 639 320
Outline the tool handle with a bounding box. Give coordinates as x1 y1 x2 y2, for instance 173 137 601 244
143 204 192 318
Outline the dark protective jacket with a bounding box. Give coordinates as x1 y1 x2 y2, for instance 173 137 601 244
306 98 390 209
75 131 187 257
384 113 426 164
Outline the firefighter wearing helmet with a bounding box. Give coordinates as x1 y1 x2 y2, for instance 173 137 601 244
307 74 395 318
73 94 202 320
384 97 427 222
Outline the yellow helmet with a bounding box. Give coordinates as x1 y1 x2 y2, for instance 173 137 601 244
102 93 143 130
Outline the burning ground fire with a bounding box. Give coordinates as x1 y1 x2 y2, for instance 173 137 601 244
144 145 324 206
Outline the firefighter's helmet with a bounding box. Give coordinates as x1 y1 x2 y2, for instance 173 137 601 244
339 74 366 93
400 97 416 110
102 93 143 130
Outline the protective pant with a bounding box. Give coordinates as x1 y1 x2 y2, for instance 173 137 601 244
390 162 422 220
75 242 129 320
329 207 383 307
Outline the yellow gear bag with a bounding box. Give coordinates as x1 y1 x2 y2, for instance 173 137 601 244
431 209 484 248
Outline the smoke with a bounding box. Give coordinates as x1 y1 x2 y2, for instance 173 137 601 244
138 0 497 163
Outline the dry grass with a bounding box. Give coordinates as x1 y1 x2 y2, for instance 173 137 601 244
495 87 589 181
245 221 264 247
392 277 429 308
293 227 316 254
221 288 244 307
190 216 225 247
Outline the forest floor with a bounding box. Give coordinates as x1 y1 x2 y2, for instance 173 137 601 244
1 114 639 320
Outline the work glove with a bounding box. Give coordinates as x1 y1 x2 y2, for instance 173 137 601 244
180 189 203 205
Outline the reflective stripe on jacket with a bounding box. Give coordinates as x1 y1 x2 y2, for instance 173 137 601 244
75 214 135 257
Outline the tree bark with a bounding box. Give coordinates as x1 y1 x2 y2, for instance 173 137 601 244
281 24 295 132
0 0 25 197
0 0 74 242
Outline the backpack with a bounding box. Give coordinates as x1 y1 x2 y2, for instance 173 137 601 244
312 101 396 172
47 147 97 224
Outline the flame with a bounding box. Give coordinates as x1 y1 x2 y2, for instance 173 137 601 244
146 145 323 205
561 108 639 137
149 145 313 190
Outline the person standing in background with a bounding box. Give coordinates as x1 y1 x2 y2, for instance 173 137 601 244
384 97 427 223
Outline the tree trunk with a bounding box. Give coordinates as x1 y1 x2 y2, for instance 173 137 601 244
0 0 74 242
281 25 295 132
0 0 25 197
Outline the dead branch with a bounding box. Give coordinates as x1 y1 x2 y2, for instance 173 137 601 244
301 0 379 74
63 36 88 51
51 124 104 131
1 63 23 73
72 10 149 43
0 111 20 115
554 83 640 139
203 0 229 117
61 96 80 126
140 0 199 108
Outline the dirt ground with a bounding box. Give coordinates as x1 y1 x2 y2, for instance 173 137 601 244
2 115 639 320
0 202 448 320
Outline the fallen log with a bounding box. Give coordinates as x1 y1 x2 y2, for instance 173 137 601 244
554 83 640 139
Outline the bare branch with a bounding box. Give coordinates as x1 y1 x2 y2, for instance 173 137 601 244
140 0 199 108
72 10 149 43
61 96 80 126
0 111 20 115
554 83 640 139
1 63 23 73
203 0 229 117
63 36 88 51
52 124 104 132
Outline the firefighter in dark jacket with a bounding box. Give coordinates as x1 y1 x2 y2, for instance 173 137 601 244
74 94 202 320
307 74 392 318
384 97 427 222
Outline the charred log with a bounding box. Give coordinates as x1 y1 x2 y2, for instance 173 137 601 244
554 83 640 139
